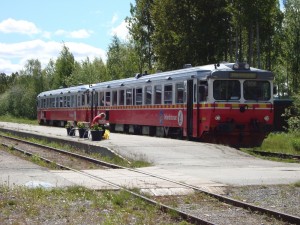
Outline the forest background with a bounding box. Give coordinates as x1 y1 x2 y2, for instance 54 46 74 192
0 0 299 130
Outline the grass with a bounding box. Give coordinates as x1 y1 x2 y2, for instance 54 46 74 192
0 185 189 225
255 132 300 155
0 114 38 125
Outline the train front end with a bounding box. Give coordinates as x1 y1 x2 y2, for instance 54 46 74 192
200 63 274 147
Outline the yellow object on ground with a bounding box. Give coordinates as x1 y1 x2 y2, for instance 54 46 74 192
102 130 110 139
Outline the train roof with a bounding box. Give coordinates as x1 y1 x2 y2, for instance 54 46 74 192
91 63 273 90
91 64 215 90
37 84 90 97
37 63 274 97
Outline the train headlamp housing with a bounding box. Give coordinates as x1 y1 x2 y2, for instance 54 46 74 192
233 63 239 70
264 116 270 122
215 115 221 121
233 62 250 70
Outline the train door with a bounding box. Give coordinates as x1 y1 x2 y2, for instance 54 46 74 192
186 79 194 138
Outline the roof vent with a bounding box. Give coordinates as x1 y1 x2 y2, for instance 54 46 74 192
183 64 192 68
135 73 142 79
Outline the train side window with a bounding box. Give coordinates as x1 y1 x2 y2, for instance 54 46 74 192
154 85 162 104
126 89 132 105
112 90 117 105
145 86 152 105
81 94 85 106
60 97 63 107
93 92 98 106
99 92 104 106
71 95 74 107
164 84 173 104
87 93 91 106
77 95 81 107
119 90 125 105
66 96 70 107
105 91 111 106
51 98 55 108
136 88 142 105
175 83 184 103
56 97 59 107
198 83 208 102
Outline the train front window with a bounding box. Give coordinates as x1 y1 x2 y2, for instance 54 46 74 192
244 81 270 101
213 80 240 101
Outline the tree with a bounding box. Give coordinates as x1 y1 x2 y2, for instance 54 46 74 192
127 0 155 73
53 44 75 88
106 35 140 79
151 0 230 71
283 0 300 94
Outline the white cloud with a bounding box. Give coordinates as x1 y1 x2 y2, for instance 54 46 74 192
0 40 106 74
54 29 92 39
110 20 129 40
69 29 93 38
0 58 22 74
0 18 40 35
111 14 119 24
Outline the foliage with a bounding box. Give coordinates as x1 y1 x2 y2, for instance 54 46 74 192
76 121 86 129
126 0 155 72
283 93 300 132
90 124 103 131
283 0 300 94
66 57 108 86
53 44 75 89
106 35 140 80
65 121 73 128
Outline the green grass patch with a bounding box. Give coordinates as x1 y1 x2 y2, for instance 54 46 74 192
0 185 187 224
254 132 300 155
0 114 38 125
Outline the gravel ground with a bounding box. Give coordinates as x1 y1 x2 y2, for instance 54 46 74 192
155 184 300 225
225 184 300 217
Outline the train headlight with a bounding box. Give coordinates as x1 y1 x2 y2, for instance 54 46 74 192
233 63 239 69
264 116 270 122
244 63 250 69
215 115 221 121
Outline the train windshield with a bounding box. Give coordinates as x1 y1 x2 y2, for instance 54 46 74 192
243 80 271 101
213 80 241 101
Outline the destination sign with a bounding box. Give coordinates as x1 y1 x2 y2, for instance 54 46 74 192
229 72 257 79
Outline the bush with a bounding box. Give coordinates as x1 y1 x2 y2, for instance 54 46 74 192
291 139 300 151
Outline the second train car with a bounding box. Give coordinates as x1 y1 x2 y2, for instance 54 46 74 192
37 62 275 147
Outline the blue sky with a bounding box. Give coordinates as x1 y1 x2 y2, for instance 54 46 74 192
0 0 134 74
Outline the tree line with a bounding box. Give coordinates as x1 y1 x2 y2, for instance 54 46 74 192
0 0 299 121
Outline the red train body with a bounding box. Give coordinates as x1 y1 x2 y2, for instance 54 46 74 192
37 62 275 147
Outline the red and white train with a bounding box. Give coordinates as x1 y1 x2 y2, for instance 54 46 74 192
37 62 275 146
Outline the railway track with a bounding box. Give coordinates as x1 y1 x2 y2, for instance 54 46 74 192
247 149 300 161
1 133 299 225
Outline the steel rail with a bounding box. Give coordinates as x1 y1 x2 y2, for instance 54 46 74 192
248 149 300 161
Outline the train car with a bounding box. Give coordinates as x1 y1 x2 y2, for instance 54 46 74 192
37 84 91 126
37 62 275 147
